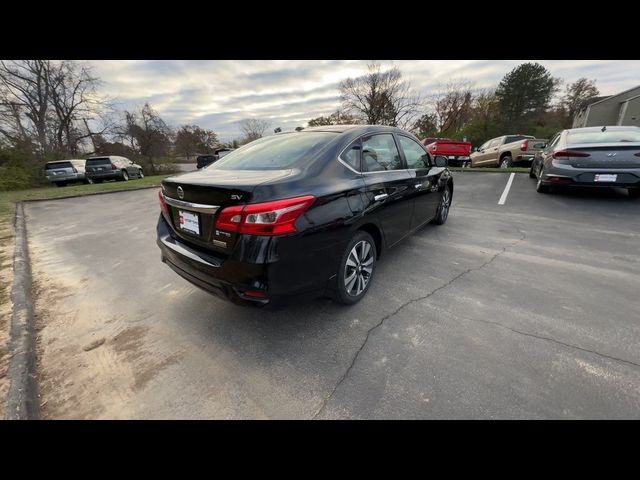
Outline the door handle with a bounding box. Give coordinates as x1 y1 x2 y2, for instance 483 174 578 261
373 193 388 202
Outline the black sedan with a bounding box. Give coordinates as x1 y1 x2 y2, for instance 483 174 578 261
157 125 453 307
530 126 640 197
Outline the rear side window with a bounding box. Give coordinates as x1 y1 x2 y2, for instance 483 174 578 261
398 135 430 169
568 129 640 144
341 139 362 171
86 157 112 166
212 132 337 170
45 162 73 170
361 134 403 172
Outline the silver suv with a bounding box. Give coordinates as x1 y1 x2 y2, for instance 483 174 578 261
45 159 89 187
85 156 144 183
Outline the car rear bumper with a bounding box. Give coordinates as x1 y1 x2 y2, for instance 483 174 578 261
46 173 83 182
514 154 535 164
156 214 334 307
542 163 640 187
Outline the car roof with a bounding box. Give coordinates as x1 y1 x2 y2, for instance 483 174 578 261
302 124 407 135
566 125 640 133
46 159 85 163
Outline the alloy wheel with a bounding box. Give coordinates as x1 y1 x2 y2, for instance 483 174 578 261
344 240 374 297
440 188 450 221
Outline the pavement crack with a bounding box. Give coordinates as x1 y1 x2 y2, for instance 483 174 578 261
311 228 527 419
441 309 640 369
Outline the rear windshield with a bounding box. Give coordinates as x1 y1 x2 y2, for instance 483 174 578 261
210 132 338 170
568 129 640 144
86 157 112 165
46 161 73 170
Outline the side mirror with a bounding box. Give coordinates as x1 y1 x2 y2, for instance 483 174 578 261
434 156 448 168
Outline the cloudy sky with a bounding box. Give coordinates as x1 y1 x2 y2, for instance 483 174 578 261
89 60 640 141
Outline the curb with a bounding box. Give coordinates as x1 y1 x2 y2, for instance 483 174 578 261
20 184 162 204
5 203 39 420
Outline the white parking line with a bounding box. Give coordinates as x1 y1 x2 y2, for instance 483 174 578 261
498 173 516 205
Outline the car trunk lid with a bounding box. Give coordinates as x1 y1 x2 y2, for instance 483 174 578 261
162 168 293 254
557 143 640 169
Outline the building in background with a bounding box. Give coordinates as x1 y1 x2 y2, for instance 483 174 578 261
573 85 640 128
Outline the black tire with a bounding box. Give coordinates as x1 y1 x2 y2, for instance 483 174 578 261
138 169 144 179
536 167 549 193
500 155 513 169
431 185 451 225
94 179 103 184
628 188 640 198
54 182 67 187
529 165 536 179
333 231 377 305
120 170 129 181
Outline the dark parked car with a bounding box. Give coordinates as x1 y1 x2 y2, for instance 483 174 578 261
530 126 640 197
85 155 144 183
196 148 235 169
157 125 453 307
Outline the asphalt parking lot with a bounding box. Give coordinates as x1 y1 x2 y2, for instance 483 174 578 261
25 172 640 419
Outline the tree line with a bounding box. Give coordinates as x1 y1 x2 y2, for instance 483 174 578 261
1 60 601 190
308 62 600 148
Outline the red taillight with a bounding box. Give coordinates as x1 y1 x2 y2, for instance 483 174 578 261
215 205 244 232
520 140 528 151
158 190 168 214
111 163 117 170
552 150 590 158
243 290 267 299
215 195 315 236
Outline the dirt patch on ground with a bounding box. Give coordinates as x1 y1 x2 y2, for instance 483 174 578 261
0 219 15 420
31 238 181 419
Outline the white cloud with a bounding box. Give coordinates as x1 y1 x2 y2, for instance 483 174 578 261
87 60 640 141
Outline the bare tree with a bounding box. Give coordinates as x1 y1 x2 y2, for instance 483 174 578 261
117 103 173 175
0 60 110 156
339 62 422 129
428 80 475 135
239 118 270 143
307 109 360 127
46 61 110 154
0 60 51 153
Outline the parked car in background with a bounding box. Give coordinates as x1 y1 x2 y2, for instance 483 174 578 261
530 126 640 197
196 148 236 169
85 156 144 183
44 159 90 187
470 135 548 168
421 138 472 167
157 125 453 307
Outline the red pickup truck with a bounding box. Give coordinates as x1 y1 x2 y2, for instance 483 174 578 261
421 138 472 167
